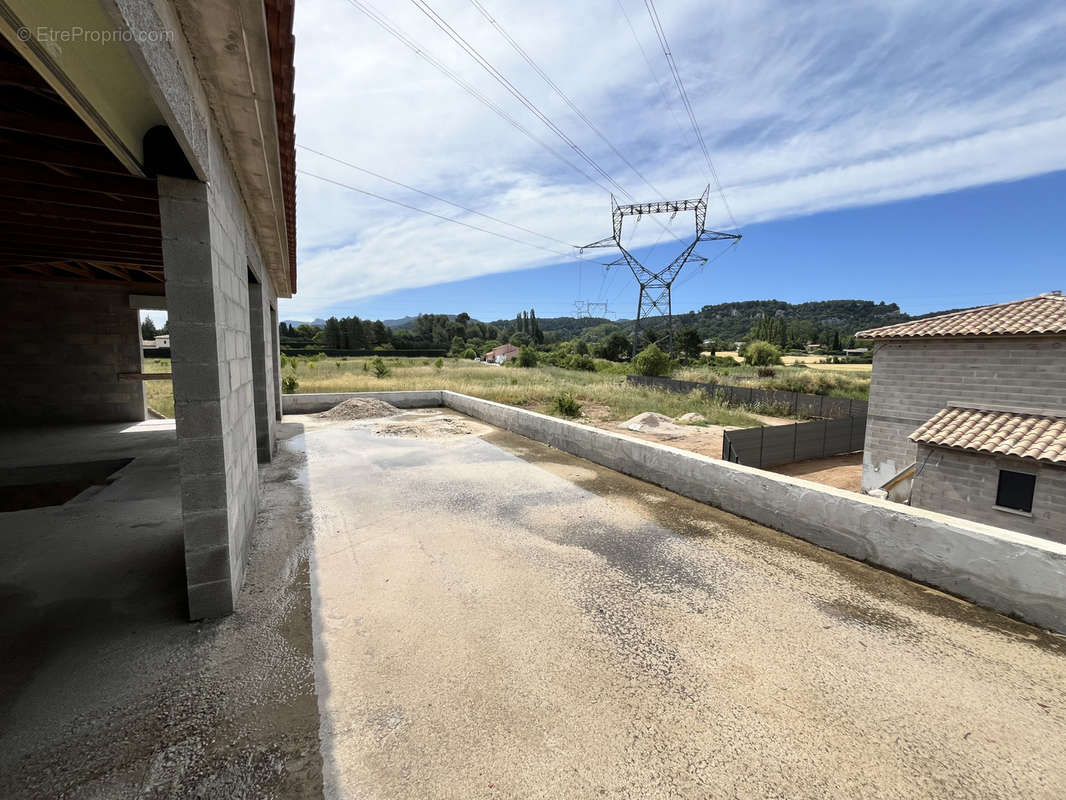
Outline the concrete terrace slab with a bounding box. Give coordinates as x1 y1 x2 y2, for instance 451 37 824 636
0 421 322 798
296 409 1066 799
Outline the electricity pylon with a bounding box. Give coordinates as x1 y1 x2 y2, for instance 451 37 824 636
580 186 741 355
574 300 610 318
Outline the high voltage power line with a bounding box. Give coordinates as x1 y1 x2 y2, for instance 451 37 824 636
410 0 682 245
643 0 739 230
614 0 689 145
467 0 668 202
409 0 636 200
298 144 575 250
343 0 611 195
298 168 576 258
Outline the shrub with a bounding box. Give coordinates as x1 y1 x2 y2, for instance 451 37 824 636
633 343 672 377
517 346 538 367
281 373 299 393
461 348 476 360
371 357 391 379
564 354 596 371
743 340 783 366
551 392 582 418
434 357 444 370
362 360 369 372
756 366 776 378
596 331 632 362
510 377 518 385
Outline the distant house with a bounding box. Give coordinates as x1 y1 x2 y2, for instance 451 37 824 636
857 292 1066 543
842 347 868 356
485 343 520 364
155 335 170 348
805 343 826 354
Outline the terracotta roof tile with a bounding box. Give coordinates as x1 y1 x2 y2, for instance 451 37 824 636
857 292 1066 339
910 406 1066 464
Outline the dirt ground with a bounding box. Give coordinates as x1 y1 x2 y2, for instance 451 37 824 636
585 409 865 493
769 451 865 491
588 411 795 462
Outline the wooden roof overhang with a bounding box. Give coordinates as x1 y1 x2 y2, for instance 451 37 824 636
0 35 164 293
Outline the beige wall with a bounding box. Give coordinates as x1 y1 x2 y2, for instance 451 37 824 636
862 337 1066 490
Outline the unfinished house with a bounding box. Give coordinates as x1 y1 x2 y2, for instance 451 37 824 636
858 292 1066 541
0 0 297 619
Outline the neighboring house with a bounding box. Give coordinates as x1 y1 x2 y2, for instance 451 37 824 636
842 347 869 356
485 343 520 364
805 343 826 354
857 292 1066 542
155 335 170 348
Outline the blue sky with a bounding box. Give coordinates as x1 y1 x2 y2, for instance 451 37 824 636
274 0 1066 324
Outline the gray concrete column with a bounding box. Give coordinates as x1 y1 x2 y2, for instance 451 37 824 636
159 176 259 620
270 305 283 421
247 272 272 462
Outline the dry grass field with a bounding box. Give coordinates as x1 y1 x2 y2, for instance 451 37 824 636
142 356 764 427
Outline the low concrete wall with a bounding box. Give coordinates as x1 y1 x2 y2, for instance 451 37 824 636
284 390 1066 634
282 391 443 414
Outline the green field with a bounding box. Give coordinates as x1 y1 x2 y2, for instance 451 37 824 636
141 355 871 425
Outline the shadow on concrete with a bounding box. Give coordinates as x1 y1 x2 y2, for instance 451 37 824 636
0 420 323 799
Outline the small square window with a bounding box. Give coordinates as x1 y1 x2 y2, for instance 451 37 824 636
995 470 1036 513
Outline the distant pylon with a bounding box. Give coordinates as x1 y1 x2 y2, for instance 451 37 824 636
580 187 741 355
574 300 610 319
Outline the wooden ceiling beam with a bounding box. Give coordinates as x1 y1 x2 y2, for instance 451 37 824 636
0 157 157 199
0 131 133 176
0 199 162 230
0 246 165 266
0 227 162 250
0 110 103 144
0 269 165 293
0 178 160 216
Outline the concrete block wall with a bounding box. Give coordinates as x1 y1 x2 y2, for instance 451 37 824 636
0 279 145 424
863 337 1066 490
161 149 277 618
912 446 1066 544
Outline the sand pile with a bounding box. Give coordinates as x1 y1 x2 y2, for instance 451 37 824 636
318 397 400 420
374 415 476 439
622 412 679 432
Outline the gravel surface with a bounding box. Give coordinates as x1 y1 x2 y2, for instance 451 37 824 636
300 410 1066 799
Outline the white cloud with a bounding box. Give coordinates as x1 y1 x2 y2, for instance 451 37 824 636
285 0 1066 316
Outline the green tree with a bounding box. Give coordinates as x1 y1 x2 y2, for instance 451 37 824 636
676 327 702 357
633 343 672 377
572 338 589 355
460 348 476 359
324 317 342 349
449 335 465 356
743 340 783 366
372 320 391 346
140 316 157 341
596 331 632 361
517 346 538 367
530 308 543 344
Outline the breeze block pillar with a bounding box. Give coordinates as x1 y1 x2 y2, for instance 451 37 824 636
159 176 259 620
